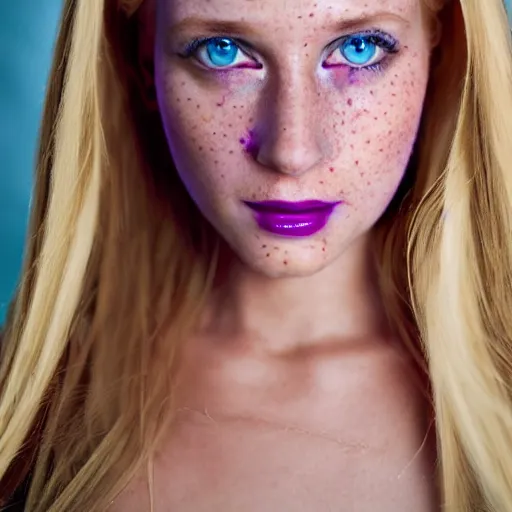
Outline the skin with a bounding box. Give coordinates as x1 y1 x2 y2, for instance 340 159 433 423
111 0 439 509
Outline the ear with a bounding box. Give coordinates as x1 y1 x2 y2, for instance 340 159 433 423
134 0 158 111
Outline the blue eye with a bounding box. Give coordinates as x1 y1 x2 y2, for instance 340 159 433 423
181 37 258 70
341 36 377 66
324 31 399 70
205 38 239 67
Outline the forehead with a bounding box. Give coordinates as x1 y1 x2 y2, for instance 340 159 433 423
158 0 421 23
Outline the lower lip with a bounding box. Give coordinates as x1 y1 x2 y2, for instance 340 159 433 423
245 202 341 237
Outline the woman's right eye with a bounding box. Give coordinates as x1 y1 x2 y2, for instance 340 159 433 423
182 37 259 70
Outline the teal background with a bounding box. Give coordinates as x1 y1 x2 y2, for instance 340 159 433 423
0 2 63 323
0 2 511 325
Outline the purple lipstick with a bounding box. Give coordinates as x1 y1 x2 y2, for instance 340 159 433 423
244 200 342 237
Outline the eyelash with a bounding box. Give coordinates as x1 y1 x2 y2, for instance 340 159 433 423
179 30 399 74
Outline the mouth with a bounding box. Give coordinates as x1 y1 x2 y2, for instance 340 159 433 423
244 200 342 238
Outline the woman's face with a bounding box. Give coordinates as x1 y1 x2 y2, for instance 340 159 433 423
153 0 431 277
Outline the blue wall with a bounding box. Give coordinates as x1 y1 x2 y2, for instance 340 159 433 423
0 2 62 323
0 2 510 325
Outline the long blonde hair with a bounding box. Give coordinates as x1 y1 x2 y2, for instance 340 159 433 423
1 0 512 510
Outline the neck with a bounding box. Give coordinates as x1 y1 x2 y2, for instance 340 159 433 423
200 233 392 356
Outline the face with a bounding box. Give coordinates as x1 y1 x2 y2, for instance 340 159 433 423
152 0 431 278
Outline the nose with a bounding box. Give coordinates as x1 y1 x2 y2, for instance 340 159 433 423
253 72 324 177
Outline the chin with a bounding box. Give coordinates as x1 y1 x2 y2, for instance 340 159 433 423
236 244 333 279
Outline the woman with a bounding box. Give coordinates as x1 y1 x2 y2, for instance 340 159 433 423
1 0 512 510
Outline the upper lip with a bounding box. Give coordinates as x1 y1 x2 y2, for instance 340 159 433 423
244 200 340 213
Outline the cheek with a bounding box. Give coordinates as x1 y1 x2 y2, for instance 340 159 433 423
326 60 428 207
155 71 252 203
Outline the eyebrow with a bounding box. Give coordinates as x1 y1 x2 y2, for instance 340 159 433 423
168 11 410 40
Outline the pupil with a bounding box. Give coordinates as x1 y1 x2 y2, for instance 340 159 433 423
217 40 231 52
352 38 366 53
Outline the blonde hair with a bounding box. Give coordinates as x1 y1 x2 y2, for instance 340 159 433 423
0 0 511 510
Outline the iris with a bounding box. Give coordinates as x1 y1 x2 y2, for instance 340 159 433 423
206 38 239 67
341 36 377 66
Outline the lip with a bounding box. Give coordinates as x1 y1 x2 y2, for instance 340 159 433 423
244 200 342 237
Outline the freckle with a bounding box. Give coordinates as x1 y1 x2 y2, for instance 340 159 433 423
215 160 219 164
223 134 227 138
262 244 267 248
341 120 345 126
365 140 370 144
309 12 314 17
298 15 302 19
355 160 359 165
319 181 324 184
198 146 203 151
347 98 353 106
322 247 326 252
266 253 270 257
283 260 288 265
196 104 200 109
351 130 356 135
187 98 191 101
379 148 384 152
273 246 279 250
390 81 395 86
370 90 374 95
304 43 308 47
229 150 234 154
220 173 224 177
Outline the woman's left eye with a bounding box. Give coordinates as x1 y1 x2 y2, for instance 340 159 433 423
324 32 399 70
182 37 258 69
